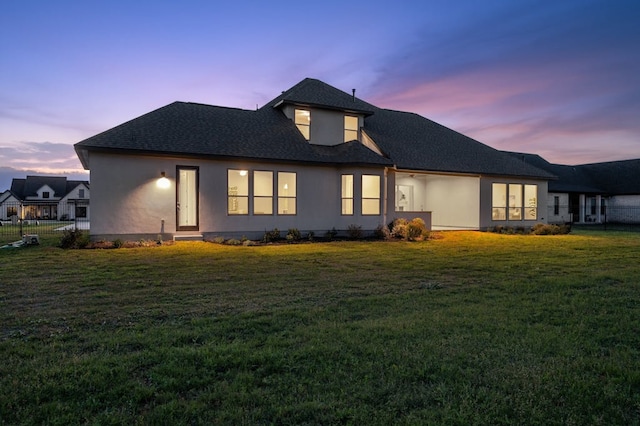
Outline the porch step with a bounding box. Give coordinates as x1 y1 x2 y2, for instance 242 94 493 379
173 234 204 241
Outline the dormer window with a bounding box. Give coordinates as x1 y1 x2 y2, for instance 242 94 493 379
295 109 310 140
42 191 50 199
344 116 358 142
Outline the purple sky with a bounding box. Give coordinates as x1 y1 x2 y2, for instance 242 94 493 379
1 0 639 190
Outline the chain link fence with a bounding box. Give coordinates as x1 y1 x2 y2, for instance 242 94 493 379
0 201 89 243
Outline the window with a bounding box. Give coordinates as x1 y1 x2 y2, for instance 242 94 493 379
344 116 358 142
553 196 560 215
492 183 507 220
75 206 87 218
341 174 353 215
295 109 310 140
79 189 85 199
253 171 273 215
492 183 538 221
362 175 381 215
42 191 50 199
7 206 17 217
278 172 296 214
509 184 522 220
228 169 249 214
524 185 537 220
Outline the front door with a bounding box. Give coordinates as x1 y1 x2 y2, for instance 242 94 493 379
177 166 199 231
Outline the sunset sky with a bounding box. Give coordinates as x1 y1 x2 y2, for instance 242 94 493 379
1 0 639 190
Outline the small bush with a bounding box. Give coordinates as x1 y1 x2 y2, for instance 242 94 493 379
347 224 363 240
112 239 124 249
225 239 242 245
263 228 281 243
286 228 302 242
531 223 571 235
374 224 390 240
406 218 428 240
390 218 408 239
307 231 315 242
211 236 226 244
325 227 338 241
59 229 89 249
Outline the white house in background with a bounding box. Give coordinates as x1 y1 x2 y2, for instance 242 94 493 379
507 153 640 224
0 176 90 221
74 78 553 241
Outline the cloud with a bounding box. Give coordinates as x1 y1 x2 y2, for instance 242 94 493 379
365 0 640 163
0 142 85 176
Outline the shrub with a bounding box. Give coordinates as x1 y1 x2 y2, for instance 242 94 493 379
406 218 429 241
286 228 302 242
373 224 390 240
225 238 242 245
531 223 571 235
112 239 124 249
211 236 226 244
59 229 89 249
347 224 363 240
325 227 338 241
390 218 408 239
263 228 281 243
307 231 315 242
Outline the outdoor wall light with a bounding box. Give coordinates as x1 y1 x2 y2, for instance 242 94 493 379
239 170 248 177
157 171 171 189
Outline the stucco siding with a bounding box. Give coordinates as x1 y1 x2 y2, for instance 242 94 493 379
88 152 386 240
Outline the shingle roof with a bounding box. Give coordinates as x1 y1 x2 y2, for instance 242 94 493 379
580 159 640 195
266 78 376 115
75 102 392 168
75 78 553 179
365 110 555 178
505 152 640 195
9 176 88 200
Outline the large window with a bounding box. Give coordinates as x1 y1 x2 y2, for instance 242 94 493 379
524 185 537 220
341 174 353 215
344 116 358 142
362 175 381 215
492 183 507 220
253 171 273 215
295 109 310 140
228 169 249 215
509 184 523 220
278 172 296 215
553 196 560 215
492 183 537 221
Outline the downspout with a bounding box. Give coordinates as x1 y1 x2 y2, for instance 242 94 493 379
383 167 390 227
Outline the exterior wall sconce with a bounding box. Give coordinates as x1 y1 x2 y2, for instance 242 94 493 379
157 171 171 189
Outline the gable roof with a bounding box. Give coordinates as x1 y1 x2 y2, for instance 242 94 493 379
267 78 376 116
75 102 393 168
75 78 553 179
505 152 640 195
9 176 89 200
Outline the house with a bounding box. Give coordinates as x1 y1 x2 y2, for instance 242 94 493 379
74 78 553 241
507 153 640 224
0 176 90 221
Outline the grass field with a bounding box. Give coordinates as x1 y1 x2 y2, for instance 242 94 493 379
1 231 639 425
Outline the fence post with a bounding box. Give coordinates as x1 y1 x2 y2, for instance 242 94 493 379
19 202 23 237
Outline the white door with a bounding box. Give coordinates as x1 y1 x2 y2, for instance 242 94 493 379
177 167 199 230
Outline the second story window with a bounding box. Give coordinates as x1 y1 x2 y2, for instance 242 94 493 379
295 109 310 140
344 116 358 142
79 189 85 199
42 191 50 199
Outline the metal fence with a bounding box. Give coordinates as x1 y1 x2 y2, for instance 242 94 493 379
547 204 640 231
0 201 89 242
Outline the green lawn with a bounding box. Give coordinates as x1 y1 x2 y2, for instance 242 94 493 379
1 231 639 425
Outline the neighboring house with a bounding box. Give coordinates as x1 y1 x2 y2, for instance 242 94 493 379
74 78 553 241
507 153 640 224
0 176 90 221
